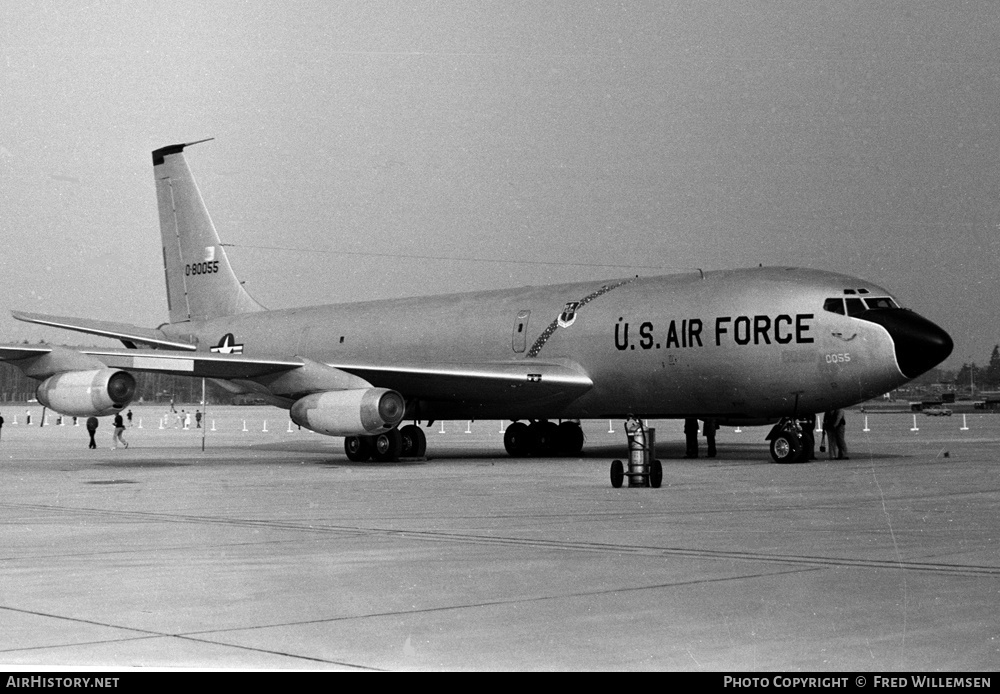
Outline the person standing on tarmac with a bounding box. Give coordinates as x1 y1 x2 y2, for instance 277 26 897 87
0 412 4 443
86 416 99 449
702 419 718 458
830 408 848 460
684 418 699 458
799 414 817 461
822 410 848 459
112 412 128 449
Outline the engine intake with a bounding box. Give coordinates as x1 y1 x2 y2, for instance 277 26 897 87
290 388 405 436
36 369 137 417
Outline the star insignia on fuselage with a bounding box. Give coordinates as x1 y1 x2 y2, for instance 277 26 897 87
210 333 244 354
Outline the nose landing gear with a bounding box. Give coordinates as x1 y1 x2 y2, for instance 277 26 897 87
765 417 807 464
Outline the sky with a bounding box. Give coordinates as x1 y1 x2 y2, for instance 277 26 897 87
2 1 998 370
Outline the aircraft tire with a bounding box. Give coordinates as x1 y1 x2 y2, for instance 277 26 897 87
399 424 426 458
530 420 559 456
557 421 585 456
650 459 663 488
345 436 372 462
412 426 427 457
504 422 531 457
371 428 403 462
769 432 802 464
610 460 624 488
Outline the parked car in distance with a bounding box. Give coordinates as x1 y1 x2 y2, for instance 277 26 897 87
923 406 953 416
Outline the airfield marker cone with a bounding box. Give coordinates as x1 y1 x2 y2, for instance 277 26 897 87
961 414 969 431
262 420 268 432
465 420 472 434
910 415 919 432
287 420 294 433
863 415 870 432
499 421 505 433
439 421 446 434
242 420 247 432
138 418 143 429
159 417 164 430
11 415 16 425
608 420 614 433
211 420 216 431
735 426 742 433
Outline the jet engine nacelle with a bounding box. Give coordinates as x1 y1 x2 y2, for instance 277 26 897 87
289 388 405 436
36 369 137 417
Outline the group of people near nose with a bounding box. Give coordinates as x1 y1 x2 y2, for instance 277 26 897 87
683 409 849 460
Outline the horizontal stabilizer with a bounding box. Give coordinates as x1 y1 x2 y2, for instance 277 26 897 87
12 311 196 350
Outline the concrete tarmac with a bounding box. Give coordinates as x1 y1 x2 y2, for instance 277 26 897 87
0 407 997 671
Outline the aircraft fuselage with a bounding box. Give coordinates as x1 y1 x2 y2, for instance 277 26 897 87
161 265 939 421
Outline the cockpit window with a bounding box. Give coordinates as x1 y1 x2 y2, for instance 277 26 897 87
823 298 845 315
825 295 900 316
845 298 866 316
864 297 898 310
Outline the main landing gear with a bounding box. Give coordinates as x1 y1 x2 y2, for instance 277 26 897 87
344 423 427 462
502 420 585 457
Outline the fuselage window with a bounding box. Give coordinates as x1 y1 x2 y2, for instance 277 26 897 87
823 298 845 315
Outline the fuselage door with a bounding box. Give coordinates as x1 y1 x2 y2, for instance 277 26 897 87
512 310 530 353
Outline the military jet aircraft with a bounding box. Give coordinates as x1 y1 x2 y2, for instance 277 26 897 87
0 141 953 462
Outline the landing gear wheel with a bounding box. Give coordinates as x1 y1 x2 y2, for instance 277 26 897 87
504 422 531 457
557 421 585 456
371 428 403 462
344 436 372 462
649 459 663 488
530 420 559 456
770 432 802 464
399 424 427 457
610 460 624 488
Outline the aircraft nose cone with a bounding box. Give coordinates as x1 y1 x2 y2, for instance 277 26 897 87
863 310 953 379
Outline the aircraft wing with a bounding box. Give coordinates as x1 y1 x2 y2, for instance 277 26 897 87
79 347 302 378
327 359 594 404
0 344 592 404
0 344 299 379
12 311 197 351
80 350 593 403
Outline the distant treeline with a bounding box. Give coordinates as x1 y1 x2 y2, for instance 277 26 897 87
0 359 240 405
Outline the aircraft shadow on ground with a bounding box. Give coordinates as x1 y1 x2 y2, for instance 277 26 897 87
123 440 905 466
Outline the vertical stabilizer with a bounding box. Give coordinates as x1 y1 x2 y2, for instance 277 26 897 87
153 140 264 324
